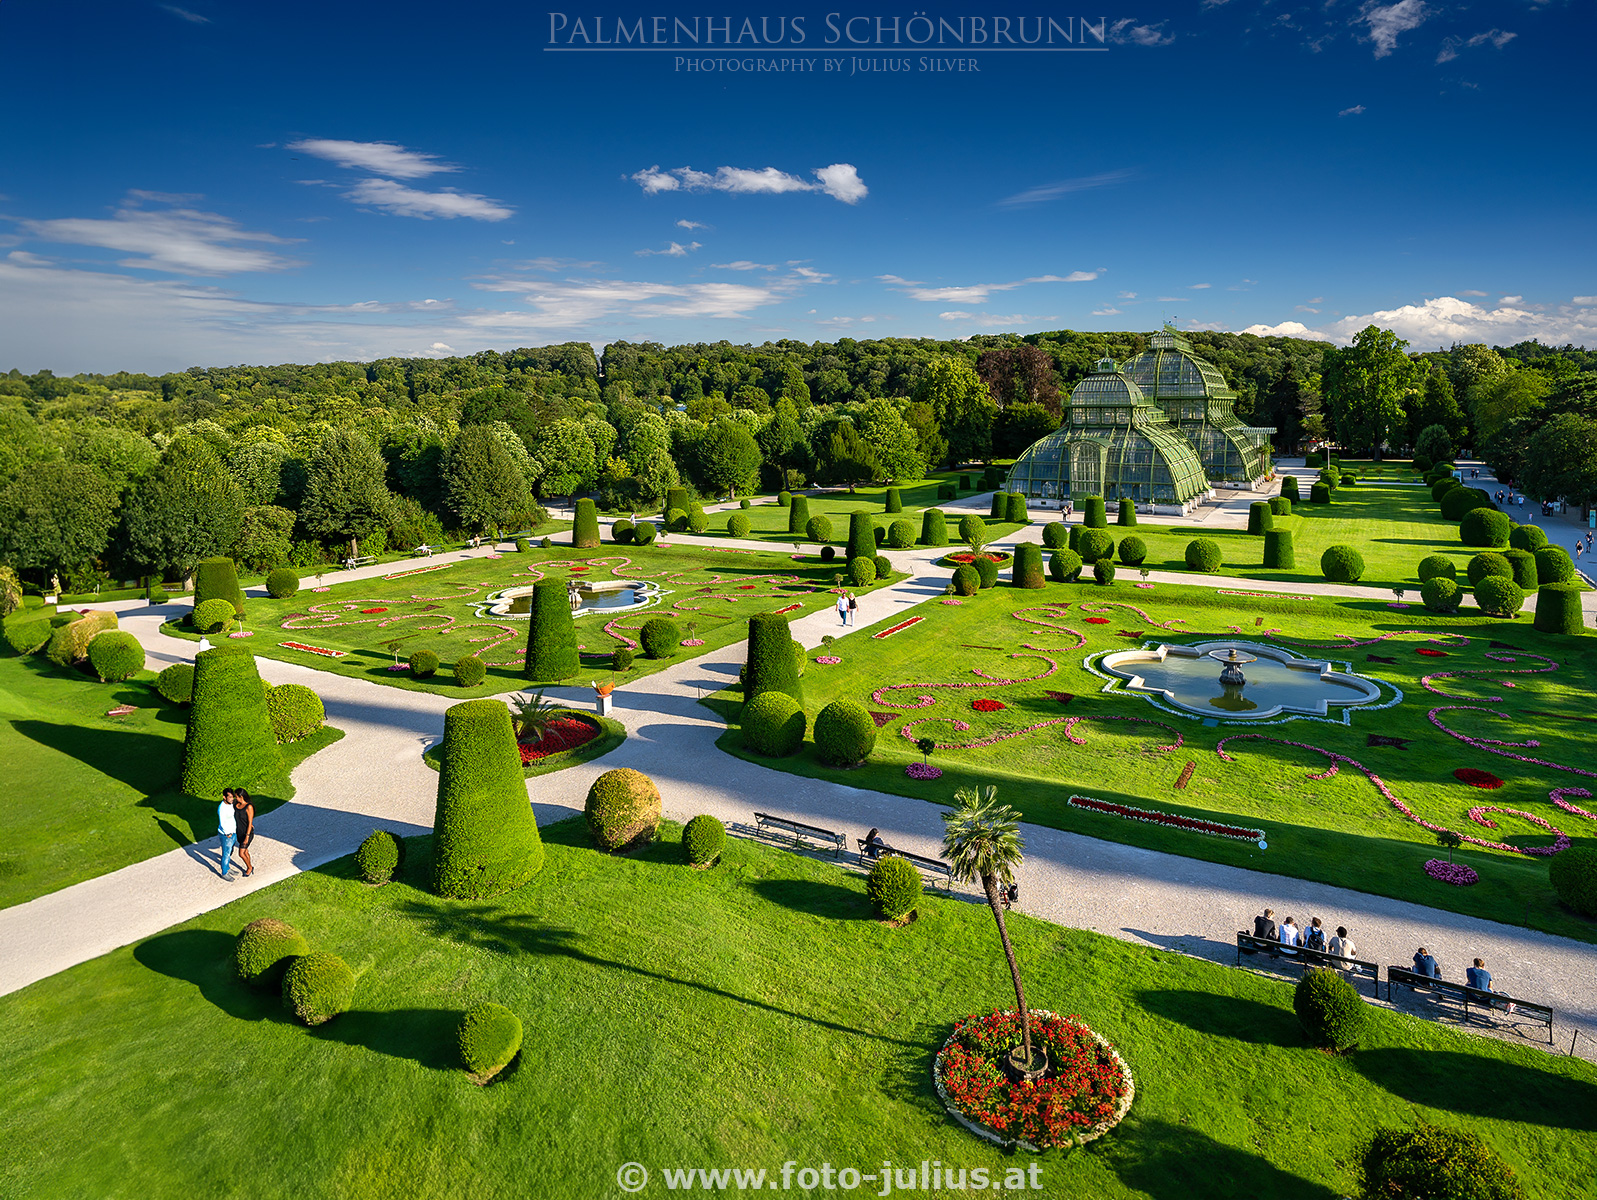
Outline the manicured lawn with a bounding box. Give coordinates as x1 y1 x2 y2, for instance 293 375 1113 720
709 579 1597 942
0 823 1589 1199
161 544 904 698
0 652 340 910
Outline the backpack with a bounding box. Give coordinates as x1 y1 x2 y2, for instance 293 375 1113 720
1305 926 1327 951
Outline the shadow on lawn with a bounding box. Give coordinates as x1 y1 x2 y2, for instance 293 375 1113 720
1104 1119 1343 1200
134 929 283 1022
747 877 866 920
1135 989 1301 1048
313 1007 463 1069
11 719 179 794
1352 1047 1597 1130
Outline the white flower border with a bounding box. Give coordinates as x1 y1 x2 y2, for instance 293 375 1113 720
931 1010 1135 1151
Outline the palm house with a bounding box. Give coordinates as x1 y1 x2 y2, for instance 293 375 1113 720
1121 327 1275 487
1002 357 1210 514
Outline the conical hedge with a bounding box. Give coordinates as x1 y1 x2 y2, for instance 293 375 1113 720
787 494 810 536
666 487 690 516
885 488 902 513
1247 501 1274 536
181 646 281 797
745 613 802 705
1117 499 1138 527
194 557 244 616
523 578 580 681
572 498 600 549
1011 543 1045 589
846 511 876 563
1083 497 1107 528
1264 529 1295 569
920 508 948 547
1004 493 1028 525
432 699 544 898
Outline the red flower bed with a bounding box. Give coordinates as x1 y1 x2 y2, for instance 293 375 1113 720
360 607 388 614
971 698 1006 712
1416 648 1448 657
518 715 602 764
1084 617 1111 625
1454 767 1505 790
947 551 1011 564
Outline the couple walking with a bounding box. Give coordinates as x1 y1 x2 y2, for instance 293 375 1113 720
835 591 859 626
216 788 256 880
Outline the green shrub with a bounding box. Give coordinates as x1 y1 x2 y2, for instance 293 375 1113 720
787 494 810 535
1078 529 1114 563
1304 450 1324 467
745 613 802 703
234 918 309 988
952 564 980 595
1474 576 1524 618
1533 583 1584 636
887 519 915 549
458 1002 523 1082
1004 492 1028 525
973 556 999 589
849 556 877 587
683 814 726 866
409 648 439 677
156 661 194 704
181 646 281 796
1185 539 1222 572
872 553 892 580
846 511 875 562
612 518 635 544
633 521 658 546
1049 550 1083 583
741 690 806 756
1280 476 1300 502
1418 555 1457 583
1414 425 1454 465
1459 507 1511 548
1262 529 1295 569
1431 477 1462 502
666 487 690 514
523 578 579 681
191 598 236 634
958 514 986 546
1309 482 1331 504
1293 967 1367 1051
355 829 404 884
540 537 552 549
266 682 324 743
1501 548 1538 590
814 699 876 766
989 492 1005 520
1116 498 1137 527
281 951 355 1026
1042 522 1069 549
1440 486 1492 521
1467 551 1512 587
1117 535 1147 565
664 507 688 532
514 537 530 554
739 497 751 509
1420 576 1461 613
1270 496 1291 516
145 585 169 605
5 617 50 656
1340 472 1357 486
85 630 143 682
1535 546 1575 584
570 497 600 548
687 506 708 534
805 515 833 543
727 513 751 538
1068 524 1082 552
1359 1123 1525 1200
265 568 300 599
1247 501 1273 535
194 556 244 616
1509 524 1548 552
640 617 680 659
453 654 486 687
920 508 948 547
884 487 902 513
1011 543 1045 589
1411 455 1432 473
1093 560 1117 586
778 490 792 507
866 855 923 920
612 646 633 672
1549 846 1597 917
958 474 972 490
433 698 545 896
585 766 661 851
1320 545 1365 583
1083 496 1107 528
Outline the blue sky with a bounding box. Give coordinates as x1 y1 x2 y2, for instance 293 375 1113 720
0 0 1590 373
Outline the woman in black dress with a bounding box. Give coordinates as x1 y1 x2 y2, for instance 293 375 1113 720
234 789 256 877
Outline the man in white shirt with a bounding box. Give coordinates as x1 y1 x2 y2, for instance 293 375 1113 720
836 593 848 626
1277 916 1301 955
217 790 238 880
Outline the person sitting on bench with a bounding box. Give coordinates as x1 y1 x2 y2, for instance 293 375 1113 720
863 828 886 860
1328 926 1357 962
1466 958 1516 1013
1304 917 1328 952
1253 908 1277 941
1277 916 1302 956
1413 947 1441 978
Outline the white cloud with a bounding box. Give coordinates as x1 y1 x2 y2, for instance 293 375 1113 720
1437 28 1516 63
1498 295 1523 304
1295 305 1321 313
893 272 1097 303
996 170 1134 208
936 312 1035 327
1358 0 1428 58
1239 320 1333 341
287 139 456 179
472 275 788 325
1118 290 1137 300
1461 289 1487 297
20 195 300 275
1108 18 1174 45
1188 283 1211 290
161 5 210 22
341 178 513 221
1307 296 1324 303
711 260 777 271
630 162 867 204
7 250 54 267
876 274 922 286
635 241 700 258
1575 296 1597 305
1092 307 1123 316
676 219 709 230
1339 104 1367 116
1320 295 1597 347
1154 297 1188 303
430 342 454 352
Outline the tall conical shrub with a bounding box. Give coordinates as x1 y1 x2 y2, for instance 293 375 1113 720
745 613 803 704
665 487 690 516
194 557 244 616
846 511 875 562
787 494 810 536
1263 529 1295 569
1083 496 1107 528
1247 501 1274 536
885 488 902 513
1117 499 1137 527
572 498 600 548
989 492 1005 520
920 508 948 546
1011 543 1045 589
1004 492 1028 525
1280 476 1300 503
523 578 580 681
181 646 281 797
432 699 544 898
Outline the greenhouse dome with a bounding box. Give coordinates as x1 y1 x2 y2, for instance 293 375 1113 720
1003 357 1210 512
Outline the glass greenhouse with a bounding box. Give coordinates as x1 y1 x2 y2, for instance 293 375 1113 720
1003 358 1209 510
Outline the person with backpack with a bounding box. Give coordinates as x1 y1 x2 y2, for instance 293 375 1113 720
1304 917 1328 952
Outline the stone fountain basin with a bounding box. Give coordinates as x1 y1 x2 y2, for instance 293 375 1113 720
1099 640 1382 720
480 578 663 619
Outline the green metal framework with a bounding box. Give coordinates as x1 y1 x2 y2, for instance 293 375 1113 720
1121 328 1274 485
1004 359 1209 505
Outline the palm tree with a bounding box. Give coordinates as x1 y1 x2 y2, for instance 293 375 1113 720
941 785 1035 1070
508 689 559 745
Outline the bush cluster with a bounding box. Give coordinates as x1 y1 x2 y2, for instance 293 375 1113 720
5 616 50 656
786 494 810 535
458 1002 523 1082
1320 545 1365 583
1474 576 1524 618
281 951 356 1026
1549 846 1597 917
265 568 300 599
45 609 118 668
1359 1124 1525 1200
1008 544 1043 589
585 766 661 851
820 544 837 562
1293 968 1366 1051
741 690 807 756
778 490 792 507
266 682 325 743
814 699 876 766
409 649 439 677
866 855 923 920
88 630 144 681
1185 539 1222 572
355 829 405 884
958 514 985 545
1431 476 1462 503
683 814 726 866
234 918 309 988
145 585 169 605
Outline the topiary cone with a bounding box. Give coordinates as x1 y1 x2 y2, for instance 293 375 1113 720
432 699 544 898
1263 529 1295 569
745 613 803 704
1534 583 1584 635
1011 543 1045 588
1247 501 1273 536
572 497 600 548
1116 498 1137 527
181 646 281 797
885 487 902 513
1083 496 1107 528
989 491 1005 520
194 556 245 616
846 510 875 563
787 494 810 536
523 578 580 681
1004 492 1028 525
920 508 948 547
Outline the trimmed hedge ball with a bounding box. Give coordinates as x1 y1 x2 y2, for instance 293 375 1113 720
849 556 877 587
1077 529 1114 563
1421 576 1461 613
727 513 751 538
611 518 635 544
266 682 325 743
265 568 300 599
1043 522 1069 549
741 690 807 757
191 597 236 634
958 514 986 545
458 1002 523 1082
1117 536 1147 566
1247 501 1273 535
1502 548 1538 590
1359 1124 1525 1200
1263 529 1295 570
887 519 915 549
1460 507 1511 548
88 630 145 682
806 515 834 543
682 814 726 866
355 829 404 884
585 767 662 851
612 646 633 672
1418 554 1457 583
873 553 892 580
156 661 195 704
281 951 355 1026
1534 583 1584 636
1185 539 1222 573
1474 576 1524 618
814 699 876 766
632 521 658 546
1339 472 1357 487
1550 846 1597 917
778 490 792 507
409 649 439 677
952 564 981 596
1320 544 1365 583
1535 546 1575 584
687 507 708 534
1440 486 1492 522
453 654 486 687
820 545 837 562
1049 550 1083 584
1294 967 1367 1051
973 556 999 589
640 617 680 659
866 855 923 921
234 918 309 988
1431 477 1462 503
1467 552 1513 587
1509 524 1548 552
1309 482 1331 504
1093 560 1117 586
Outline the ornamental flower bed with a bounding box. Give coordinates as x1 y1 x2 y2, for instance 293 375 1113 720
1424 859 1480 886
1454 767 1505 789
971 698 1006 712
933 1010 1133 1150
517 714 602 764
905 762 943 780
279 641 347 658
1552 788 1597 821
814 655 842 665
360 607 388 614
946 551 1012 565
1416 648 1448 657
382 563 453 581
1085 617 1110 625
1467 806 1571 854
871 616 924 640
1068 794 1264 842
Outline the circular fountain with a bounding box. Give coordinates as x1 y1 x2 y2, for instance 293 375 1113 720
478 578 663 620
1099 640 1382 720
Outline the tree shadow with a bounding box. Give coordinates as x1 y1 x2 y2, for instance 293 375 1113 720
11 719 181 794
1103 1118 1344 1199
747 877 866 920
311 1007 462 1070
1122 927 1237 964
1135 989 1301 1048
1353 1047 1597 1130
132 928 283 1022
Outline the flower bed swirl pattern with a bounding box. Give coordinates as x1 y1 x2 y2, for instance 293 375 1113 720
1068 794 1263 841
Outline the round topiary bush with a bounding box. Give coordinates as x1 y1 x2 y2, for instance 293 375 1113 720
1247 501 1273 536
682 814 726 867
1431 477 1462 503
887 519 915 549
952 564 981 595
266 682 325 743
1474 576 1524 618
1340 471 1357 487
866 855 923 921
1043 522 1069 549
741 690 806 757
820 544 837 562
973 555 1000 589
805 515 833 544
453 654 486 687
814 699 876 766
585 767 662 851
88 630 144 682
1270 496 1291 516
355 829 404 884
727 513 751 538
1320 544 1366 583
872 553 892 580
611 518 634 544
191 597 236 634
1535 546 1575 584
1421 576 1461 613
1359 1123 1526 1200
1117 535 1147 566
1049 550 1083 584
1549 845 1597 917
745 613 802 703
687 507 708 534
1460 507 1511 548
1293 967 1367 1051
612 646 633 672
409 648 439 677
1309 482 1331 504
1185 538 1222 573
265 568 300 599
458 1002 523 1083
156 661 194 704
281 951 355 1026
234 917 309 988
640 617 680 659
920 508 948 547
872 523 887 547
778 490 792 507
1467 551 1513 587
664 507 688 532
1093 559 1117 586
1117 497 1137 527
740 497 751 509
1077 529 1114 563
1263 529 1295 569
1440 486 1492 522
1502 548 1538 590
514 537 530 554
1534 583 1584 636
1418 554 1457 583
1011 543 1045 589
849 556 877 587
885 487 902 513
1083 496 1107 528
1509 523 1548 552
958 514 986 545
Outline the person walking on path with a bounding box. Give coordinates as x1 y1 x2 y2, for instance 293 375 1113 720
836 593 849 627
216 789 238 880
847 592 858 626
233 789 256 878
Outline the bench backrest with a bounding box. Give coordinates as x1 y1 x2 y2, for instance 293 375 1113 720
1237 932 1375 975
754 812 841 840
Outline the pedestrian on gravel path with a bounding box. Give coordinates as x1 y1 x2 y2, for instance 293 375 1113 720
847 592 858 626
217 789 238 880
233 789 256 878
836 593 848 626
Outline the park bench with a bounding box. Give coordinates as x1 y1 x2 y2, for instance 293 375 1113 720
410 544 434 558
343 555 377 570
857 839 954 892
1385 967 1555 1044
753 811 845 858
1234 932 1380 998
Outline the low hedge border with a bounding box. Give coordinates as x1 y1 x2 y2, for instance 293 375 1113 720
423 709 626 778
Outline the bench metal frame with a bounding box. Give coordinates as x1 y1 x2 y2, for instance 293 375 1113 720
1234 932 1380 997
858 840 954 892
753 811 845 858
1386 966 1554 1044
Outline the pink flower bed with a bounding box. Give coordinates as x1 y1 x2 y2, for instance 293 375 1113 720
870 653 1060 710
814 655 842 665
1068 794 1263 842
1077 602 1189 631
227 631 254 639
1551 788 1597 821
680 638 705 646
1466 806 1570 854
905 762 943 780
1424 859 1479 886
383 563 452 581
